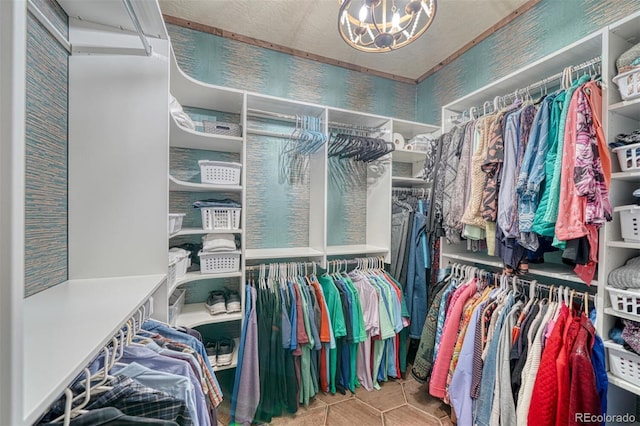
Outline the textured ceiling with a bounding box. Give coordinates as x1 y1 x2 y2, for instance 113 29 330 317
159 0 531 80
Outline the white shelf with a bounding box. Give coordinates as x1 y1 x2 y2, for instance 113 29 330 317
171 49 243 113
169 175 242 193
170 271 242 294
392 176 425 186
170 117 243 152
611 170 640 181
327 107 391 130
245 247 324 260
326 244 389 256
392 149 427 163
608 373 640 396
604 307 640 323
23 274 166 425
442 252 598 285
609 97 640 120
392 118 439 137
607 240 640 249
170 228 242 238
209 338 241 372
175 304 243 328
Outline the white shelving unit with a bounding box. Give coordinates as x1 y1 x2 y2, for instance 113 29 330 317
170 227 243 238
326 244 390 256
169 175 242 192
210 338 241 372
170 117 243 153
176 304 244 328
168 48 247 357
245 247 325 260
1 1 172 424
599 11 640 411
23 275 166 425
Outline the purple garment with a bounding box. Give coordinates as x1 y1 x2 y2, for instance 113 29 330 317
235 287 260 425
144 343 215 426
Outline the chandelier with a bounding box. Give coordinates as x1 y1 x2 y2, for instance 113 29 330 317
338 0 436 52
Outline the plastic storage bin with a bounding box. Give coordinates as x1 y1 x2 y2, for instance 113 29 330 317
605 341 640 387
169 248 190 288
168 213 186 234
168 288 186 326
614 205 640 242
613 68 640 101
198 161 242 185
203 120 242 137
607 287 640 316
198 251 240 274
612 142 640 172
201 207 241 230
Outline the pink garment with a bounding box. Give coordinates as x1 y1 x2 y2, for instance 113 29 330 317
353 276 380 391
429 279 477 398
555 91 586 242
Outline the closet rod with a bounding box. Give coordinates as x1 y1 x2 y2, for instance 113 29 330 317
448 56 601 123
27 0 71 53
245 261 318 271
122 0 152 56
392 186 430 196
247 108 385 133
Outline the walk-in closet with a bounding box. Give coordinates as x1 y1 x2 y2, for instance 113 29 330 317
4 1 640 425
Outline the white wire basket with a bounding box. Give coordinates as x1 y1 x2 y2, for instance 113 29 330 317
168 288 186 326
200 207 241 230
168 213 186 234
605 341 640 388
198 161 241 185
198 251 240 274
612 142 640 172
607 287 640 317
612 68 640 101
614 205 640 242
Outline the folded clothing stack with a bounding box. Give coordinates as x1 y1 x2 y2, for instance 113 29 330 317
202 234 237 252
609 319 640 355
608 256 640 290
192 198 241 209
609 129 640 149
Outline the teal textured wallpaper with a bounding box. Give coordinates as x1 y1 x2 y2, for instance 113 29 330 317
25 1 68 297
416 0 640 125
167 24 417 121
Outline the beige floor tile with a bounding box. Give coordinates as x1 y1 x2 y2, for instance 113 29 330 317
326 399 383 426
355 381 406 412
383 405 442 426
402 379 450 419
316 390 355 406
269 406 327 426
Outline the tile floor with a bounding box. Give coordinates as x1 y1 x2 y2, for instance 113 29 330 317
216 377 452 426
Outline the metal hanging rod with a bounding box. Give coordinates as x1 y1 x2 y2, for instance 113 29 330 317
448 56 602 124
393 186 429 194
247 108 385 133
245 261 318 272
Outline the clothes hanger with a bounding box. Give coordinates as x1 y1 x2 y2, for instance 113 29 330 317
52 368 92 425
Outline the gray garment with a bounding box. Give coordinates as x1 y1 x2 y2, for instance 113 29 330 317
608 256 640 289
391 210 411 278
491 302 522 426
446 121 474 244
497 110 522 238
442 124 466 243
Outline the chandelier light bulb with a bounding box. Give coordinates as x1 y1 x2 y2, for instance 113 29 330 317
359 5 368 22
338 0 437 52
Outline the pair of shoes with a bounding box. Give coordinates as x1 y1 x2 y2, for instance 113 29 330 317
205 289 241 315
205 337 235 367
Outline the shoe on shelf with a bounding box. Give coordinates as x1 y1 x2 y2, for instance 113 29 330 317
226 290 241 313
205 341 218 366
217 338 235 366
206 291 227 315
